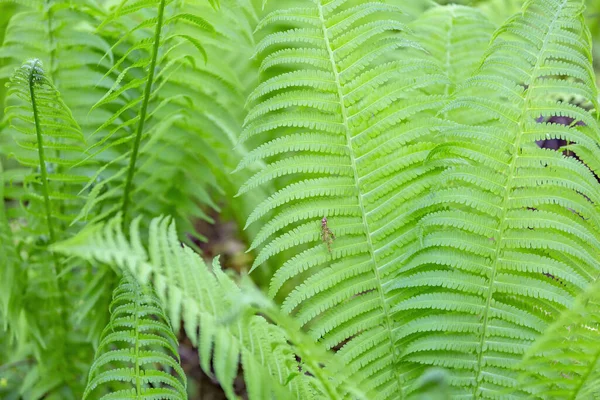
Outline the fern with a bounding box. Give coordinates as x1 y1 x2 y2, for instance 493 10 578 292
0 0 118 346
1 58 93 400
3 0 600 399
238 1 450 397
0 0 110 130
82 275 186 400
4 59 86 241
79 0 222 235
394 0 600 397
519 277 600 399
2 59 85 338
52 214 370 400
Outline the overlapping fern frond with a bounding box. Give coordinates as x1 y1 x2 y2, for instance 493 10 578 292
0 0 117 346
53 214 371 399
518 278 600 399
82 275 186 400
394 0 600 397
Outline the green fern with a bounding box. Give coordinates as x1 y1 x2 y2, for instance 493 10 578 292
238 1 450 397
3 0 600 399
82 275 186 400
78 0 224 240
0 0 118 346
4 59 86 241
518 278 600 399
2 59 85 340
0 0 110 130
52 214 370 400
1 58 93 400
394 0 600 397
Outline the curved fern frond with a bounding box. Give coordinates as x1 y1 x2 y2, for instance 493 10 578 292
82 275 186 400
395 0 600 397
52 215 370 400
518 278 600 399
238 1 449 397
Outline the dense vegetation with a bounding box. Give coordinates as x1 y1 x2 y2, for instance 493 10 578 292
1 0 600 399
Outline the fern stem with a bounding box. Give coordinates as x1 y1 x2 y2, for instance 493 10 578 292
315 1 404 395
472 1 567 395
121 0 166 223
29 59 56 244
28 58 69 352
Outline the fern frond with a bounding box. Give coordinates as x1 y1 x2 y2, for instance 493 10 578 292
238 1 451 397
518 278 600 399
4 59 85 241
395 0 600 397
1 59 96 399
78 0 225 238
81 275 186 400
52 215 370 400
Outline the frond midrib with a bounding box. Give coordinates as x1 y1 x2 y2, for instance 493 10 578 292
315 0 403 394
121 0 166 223
472 0 568 395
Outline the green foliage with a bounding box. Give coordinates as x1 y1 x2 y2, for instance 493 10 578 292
1 60 94 400
1 0 600 399
53 214 369 399
400 1 600 396
519 278 600 398
83 275 186 400
79 0 220 230
4 59 85 241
